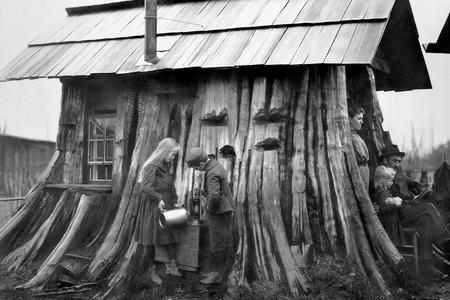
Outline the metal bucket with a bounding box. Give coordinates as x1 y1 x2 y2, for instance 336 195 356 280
159 208 189 229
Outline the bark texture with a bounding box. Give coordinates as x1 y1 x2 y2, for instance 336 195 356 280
0 66 402 298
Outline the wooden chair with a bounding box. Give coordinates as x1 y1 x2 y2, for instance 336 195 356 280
397 227 420 274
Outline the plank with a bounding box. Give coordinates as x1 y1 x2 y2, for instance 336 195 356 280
156 35 192 69
324 23 358 64
305 24 340 64
315 0 352 23
13 46 57 79
46 43 91 77
343 22 385 64
295 0 328 23
342 0 373 21
90 39 141 74
365 0 395 19
250 28 285 65
172 34 210 69
29 45 70 78
235 28 285 66
290 25 322 65
229 0 270 29
204 30 254 68
253 0 290 27
62 10 113 42
157 2 187 33
117 39 144 74
190 32 229 68
266 26 309 65
206 0 249 31
189 0 230 32
273 0 308 25
0 47 41 81
57 41 107 77
119 9 144 37
158 35 182 52
47 14 93 44
102 7 144 39
83 10 126 41
164 1 209 33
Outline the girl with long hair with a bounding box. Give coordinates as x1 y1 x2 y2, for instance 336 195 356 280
135 137 182 285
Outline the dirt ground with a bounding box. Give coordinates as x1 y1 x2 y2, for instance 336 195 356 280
2 261 450 300
0 262 227 300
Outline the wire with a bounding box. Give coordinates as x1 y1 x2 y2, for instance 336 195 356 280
144 16 205 27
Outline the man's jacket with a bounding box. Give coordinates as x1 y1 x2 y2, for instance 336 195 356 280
204 159 235 214
390 168 423 201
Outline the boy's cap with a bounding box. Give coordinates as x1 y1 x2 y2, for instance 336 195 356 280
186 147 208 167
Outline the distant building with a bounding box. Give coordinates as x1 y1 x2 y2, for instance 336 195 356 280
0 134 55 197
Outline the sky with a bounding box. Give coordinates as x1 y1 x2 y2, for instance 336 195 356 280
0 0 449 149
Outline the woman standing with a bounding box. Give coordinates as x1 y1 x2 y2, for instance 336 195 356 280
135 137 182 285
349 106 370 191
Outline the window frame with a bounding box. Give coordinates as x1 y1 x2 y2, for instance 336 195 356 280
87 113 116 183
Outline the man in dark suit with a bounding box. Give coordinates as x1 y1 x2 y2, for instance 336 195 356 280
186 147 235 285
380 144 450 275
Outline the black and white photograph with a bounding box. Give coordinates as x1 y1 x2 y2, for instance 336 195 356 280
1 0 450 299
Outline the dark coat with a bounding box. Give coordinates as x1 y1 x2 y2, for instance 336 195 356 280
134 160 178 246
390 168 422 201
374 187 405 245
204 159 235 214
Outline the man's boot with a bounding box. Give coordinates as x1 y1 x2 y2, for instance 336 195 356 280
200 250 224 285
199 271 222 285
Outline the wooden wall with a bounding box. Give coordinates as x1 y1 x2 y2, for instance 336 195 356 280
0 135 55 197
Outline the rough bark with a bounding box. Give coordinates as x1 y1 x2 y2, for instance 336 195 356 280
19 193 101 290
0 66 404 298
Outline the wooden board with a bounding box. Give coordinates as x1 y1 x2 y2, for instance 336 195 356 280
154 223 201 271
343 22 385 64
266 26 309 65
324 23 358 64
273 0 308 25
342 0 373 21
305 24 341 64
253 0 290 27
315 0 352 23
295 0 328 23
204 30 254 68
290 25 322 65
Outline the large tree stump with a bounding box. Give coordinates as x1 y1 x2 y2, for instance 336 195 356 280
0 66 403 298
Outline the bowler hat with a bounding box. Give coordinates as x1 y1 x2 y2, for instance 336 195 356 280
379 144 405 160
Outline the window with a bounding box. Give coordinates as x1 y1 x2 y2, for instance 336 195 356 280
88 115 115 182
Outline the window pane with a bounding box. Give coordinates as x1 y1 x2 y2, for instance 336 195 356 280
105 118 115 138
97 165 106 180
89 141 105 162
89 119 105 139
106 165 113 180
106 140 114 162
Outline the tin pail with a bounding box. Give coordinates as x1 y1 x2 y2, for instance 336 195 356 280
159 208 189 229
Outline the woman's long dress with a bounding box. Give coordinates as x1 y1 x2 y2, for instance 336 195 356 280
352 132 370 191
134 160 178 246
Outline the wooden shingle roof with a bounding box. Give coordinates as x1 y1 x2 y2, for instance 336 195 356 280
0 0 431 91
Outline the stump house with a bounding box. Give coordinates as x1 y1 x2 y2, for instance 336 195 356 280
0 0 432 296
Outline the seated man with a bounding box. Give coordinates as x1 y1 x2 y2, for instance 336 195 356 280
380 144 450 275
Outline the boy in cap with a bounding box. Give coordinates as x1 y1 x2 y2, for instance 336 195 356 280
185 147 235 285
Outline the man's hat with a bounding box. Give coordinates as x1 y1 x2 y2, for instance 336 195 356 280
185 147 208 167
379 144 405 160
